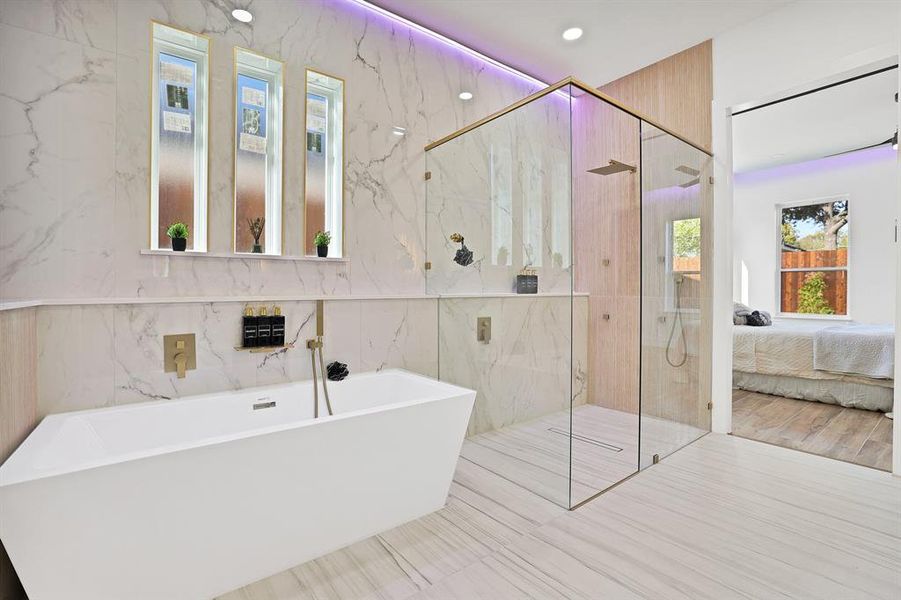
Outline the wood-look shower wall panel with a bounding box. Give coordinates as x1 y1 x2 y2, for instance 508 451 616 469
572 94 641 413
0 307 37 600
638 127 714 430
599 40 712 153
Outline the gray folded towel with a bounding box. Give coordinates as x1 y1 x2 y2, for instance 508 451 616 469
733 301 751 325
733 301 771 326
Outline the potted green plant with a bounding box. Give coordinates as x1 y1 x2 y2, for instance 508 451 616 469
166 222 189 251
248 217 265 253
313 230 331 258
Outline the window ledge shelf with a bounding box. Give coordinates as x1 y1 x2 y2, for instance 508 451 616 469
140 250 348 263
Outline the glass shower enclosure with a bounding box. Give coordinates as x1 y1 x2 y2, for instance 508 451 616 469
426 78 712 509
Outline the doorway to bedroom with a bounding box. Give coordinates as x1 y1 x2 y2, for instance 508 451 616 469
729 64 898 471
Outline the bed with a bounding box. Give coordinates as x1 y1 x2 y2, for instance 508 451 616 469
733 319 894 412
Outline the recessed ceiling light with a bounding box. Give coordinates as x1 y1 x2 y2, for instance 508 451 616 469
392 126 406 136
458 91 473 100
232 9 253 23
562 27 583 41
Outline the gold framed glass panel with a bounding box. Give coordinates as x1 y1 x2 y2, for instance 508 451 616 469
149 22 210 251
233 48 284 255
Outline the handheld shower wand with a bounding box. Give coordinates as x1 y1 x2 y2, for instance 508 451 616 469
665 274 688 368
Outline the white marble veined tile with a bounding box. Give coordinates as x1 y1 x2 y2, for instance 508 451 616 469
4 0 555 302
438 296 585 437
0 24 116 302
0 0 117 52
360 298 437 377
345 119 427 296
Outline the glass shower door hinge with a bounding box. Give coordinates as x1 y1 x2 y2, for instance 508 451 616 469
424 171 432 180
707 401 712 410
424 261 432 270
652 454 660 464
708 176 714 184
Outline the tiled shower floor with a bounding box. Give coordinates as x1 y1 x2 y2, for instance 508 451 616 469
463 404 706 507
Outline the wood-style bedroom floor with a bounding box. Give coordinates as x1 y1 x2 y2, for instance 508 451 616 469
732 389 893 471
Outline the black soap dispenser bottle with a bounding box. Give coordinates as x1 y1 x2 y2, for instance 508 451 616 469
242 305 258 348
257 305 272 347
271 306 286 346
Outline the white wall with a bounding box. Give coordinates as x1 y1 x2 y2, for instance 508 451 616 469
711 0 900 435
733 146 897 324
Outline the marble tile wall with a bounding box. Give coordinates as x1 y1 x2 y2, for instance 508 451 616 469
1 0 589 465
34 295 588 434
438 296 588 436
0 0 543 302
426 90 573 295
0 1 585 417
35 298 438 417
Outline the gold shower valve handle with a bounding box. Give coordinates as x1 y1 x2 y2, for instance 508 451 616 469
164 334 196 379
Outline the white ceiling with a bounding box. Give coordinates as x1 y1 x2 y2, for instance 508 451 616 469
372 0 789 86
732 68 899 173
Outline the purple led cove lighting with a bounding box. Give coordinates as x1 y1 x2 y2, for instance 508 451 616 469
344 0 550 90
734 144 896 185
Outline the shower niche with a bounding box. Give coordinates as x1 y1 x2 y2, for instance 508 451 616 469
425 78 713 508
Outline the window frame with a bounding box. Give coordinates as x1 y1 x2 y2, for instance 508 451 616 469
775 194 851 319
304 68 345 258
149 21 210 252
665 217 701 314
233 47 285 256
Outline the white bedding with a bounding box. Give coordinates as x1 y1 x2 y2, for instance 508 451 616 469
813 324 894 379
733 320 893 389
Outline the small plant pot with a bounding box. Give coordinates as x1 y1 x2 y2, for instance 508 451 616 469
252 243 263 254
317 244 329 258
171 237 187 252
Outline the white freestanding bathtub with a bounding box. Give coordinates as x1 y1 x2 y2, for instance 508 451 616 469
0 369 475 600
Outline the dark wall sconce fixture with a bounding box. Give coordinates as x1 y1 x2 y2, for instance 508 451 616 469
450 232 473 266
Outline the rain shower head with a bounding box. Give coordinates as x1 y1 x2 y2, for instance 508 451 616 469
588 159 637 176
676 165 700 188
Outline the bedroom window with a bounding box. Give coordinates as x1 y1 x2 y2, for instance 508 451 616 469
778 197 848 316
666 217 701 311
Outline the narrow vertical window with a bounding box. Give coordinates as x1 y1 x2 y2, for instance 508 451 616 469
521 159 542 267
304 70 344 257
234 48 284 255
490 144 512 266
150 23 209 251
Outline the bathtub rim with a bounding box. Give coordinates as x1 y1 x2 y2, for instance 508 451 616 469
0 369 475 488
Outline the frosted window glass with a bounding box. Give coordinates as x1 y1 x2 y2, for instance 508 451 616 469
150 23 208 251
304 70 344 257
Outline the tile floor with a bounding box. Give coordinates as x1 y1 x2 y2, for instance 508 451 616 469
219 433 901 599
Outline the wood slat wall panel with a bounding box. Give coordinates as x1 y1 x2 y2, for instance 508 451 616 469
0 308 38 600
573 93 641 415
599 41 712 153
